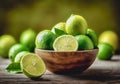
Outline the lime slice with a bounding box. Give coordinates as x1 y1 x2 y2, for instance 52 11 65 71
20 53 46 78
53 35 78 51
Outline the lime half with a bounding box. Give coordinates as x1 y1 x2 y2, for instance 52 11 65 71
20 53 46 78
53 35 78 51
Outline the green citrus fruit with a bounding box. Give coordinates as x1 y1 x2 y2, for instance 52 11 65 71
75 35 94 50
35 30 56 50
20 29 37 52
97 43 114 60
9 44 29 62
99 31 119 50
20 53 46 78
52 28 67 37
86 28 98 48
14 51 29 63
66 14 88 35
51 22 66 33
53 35 78 51
0 35 16 58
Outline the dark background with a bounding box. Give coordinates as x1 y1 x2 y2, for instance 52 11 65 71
0 0 120 52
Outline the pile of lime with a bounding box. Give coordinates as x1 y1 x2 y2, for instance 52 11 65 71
36 14 119 61
97 31 119 60
3 29 46 79
4 14 117 79
36 14 98 52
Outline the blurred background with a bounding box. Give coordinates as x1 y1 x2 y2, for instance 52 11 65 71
0 0 120 52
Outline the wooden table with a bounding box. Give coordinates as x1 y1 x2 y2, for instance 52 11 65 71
0 55 120 84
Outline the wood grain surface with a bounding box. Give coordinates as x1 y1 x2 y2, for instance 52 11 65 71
0 55 120 84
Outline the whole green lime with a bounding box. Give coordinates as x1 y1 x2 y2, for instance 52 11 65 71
0 35 16 58
66 14 88 35
97 43 114 60
51 22 66 33
99 31 119 50
20 29 37 52
35 30 56 50
86 28 98 48
9 44 29 62
51 22 67 37
75 35 94 50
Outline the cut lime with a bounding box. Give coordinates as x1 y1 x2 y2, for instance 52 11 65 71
20 53 46 78
53 35 78 51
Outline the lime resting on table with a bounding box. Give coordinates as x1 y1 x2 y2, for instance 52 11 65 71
99 31 119 50
0 35 16 58
97 43 114 60
9 44 29 62
20 53 46 78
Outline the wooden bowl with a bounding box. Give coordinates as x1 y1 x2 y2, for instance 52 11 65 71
35 49 98 74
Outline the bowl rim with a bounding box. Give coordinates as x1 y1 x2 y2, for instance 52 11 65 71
35 48 98 53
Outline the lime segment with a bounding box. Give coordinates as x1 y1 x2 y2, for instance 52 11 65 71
20 53 46 78
53 35 78 51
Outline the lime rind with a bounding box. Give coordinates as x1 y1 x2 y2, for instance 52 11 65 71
20 53 46 78
53 35 78 51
